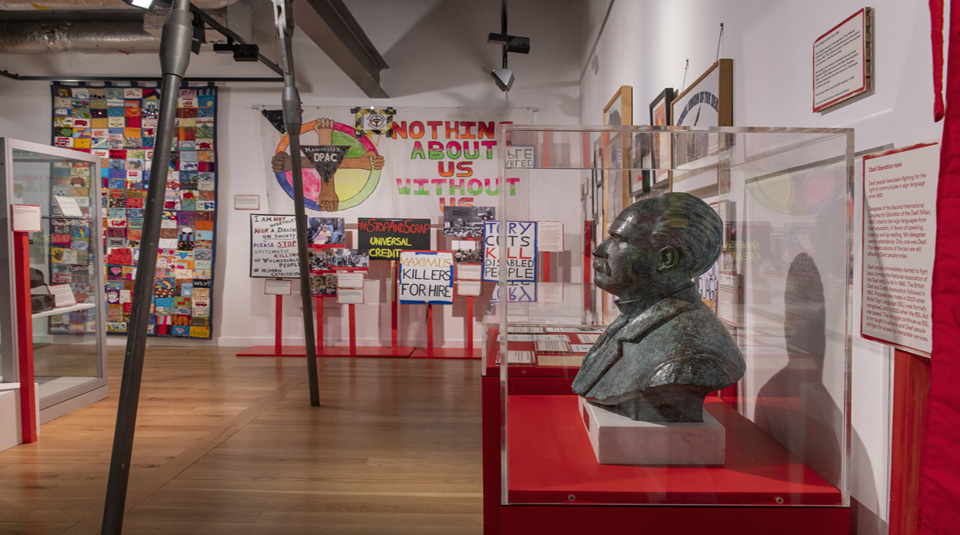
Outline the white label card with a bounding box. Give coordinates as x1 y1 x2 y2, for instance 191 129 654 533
457 263 483 281
861 143 939 356
234 194 261 210
535 340 571 353
11 204 42 232
54 196 84 218
264 279 292 295
537 221 564 252
48 284 76 307
337 288 364 304
337 271 364 289
457 280 482 297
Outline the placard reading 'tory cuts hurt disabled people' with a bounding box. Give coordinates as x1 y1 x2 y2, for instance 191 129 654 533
482 221 537 282
861 143 939 356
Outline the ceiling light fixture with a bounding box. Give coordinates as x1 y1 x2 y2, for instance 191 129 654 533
487 0 529 92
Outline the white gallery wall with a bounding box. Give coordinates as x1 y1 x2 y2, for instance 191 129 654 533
0 0 938 531
0 0 583 348
578 1 943 534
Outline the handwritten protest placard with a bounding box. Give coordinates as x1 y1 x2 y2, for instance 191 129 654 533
399 251 454 305
250 214 300 278
482 221 537 282
358 218 431 260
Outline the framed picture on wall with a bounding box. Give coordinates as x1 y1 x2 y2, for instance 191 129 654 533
649 87 674 125
648 87 675 189
671 59 732 128
630 134 652 198
602 85 633 231
671 59 733 189
603 85 633 126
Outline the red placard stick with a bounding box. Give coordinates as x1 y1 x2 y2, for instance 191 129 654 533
466 296 475 352
348 303 357 353
274 294 283 354
427 304 434 356
315 296 324 353
391 261 399 348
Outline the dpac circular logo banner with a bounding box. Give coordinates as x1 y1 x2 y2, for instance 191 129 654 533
271 118 383 212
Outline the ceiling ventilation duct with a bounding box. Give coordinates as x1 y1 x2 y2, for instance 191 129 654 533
0 0 237 10
0 12 159 53
0 1 253 54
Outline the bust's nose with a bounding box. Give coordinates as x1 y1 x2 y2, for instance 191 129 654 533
592 239 609 258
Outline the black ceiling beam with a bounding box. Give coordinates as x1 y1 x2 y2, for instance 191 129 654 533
291 0 389 98
188 4 283 75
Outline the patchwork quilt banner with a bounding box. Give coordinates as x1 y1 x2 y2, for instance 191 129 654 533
51 84 218 339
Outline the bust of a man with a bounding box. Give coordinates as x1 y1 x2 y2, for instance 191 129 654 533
572 193 745 422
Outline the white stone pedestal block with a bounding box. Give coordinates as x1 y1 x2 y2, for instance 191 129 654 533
0 383 39 452
578 396 726 466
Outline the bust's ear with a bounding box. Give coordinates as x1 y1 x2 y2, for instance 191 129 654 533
658 246 679 272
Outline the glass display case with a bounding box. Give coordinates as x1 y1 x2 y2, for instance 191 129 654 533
0 138 107 422
482 125 852 532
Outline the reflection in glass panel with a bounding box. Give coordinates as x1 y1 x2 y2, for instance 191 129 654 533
11 147 103 406
494 127 852 508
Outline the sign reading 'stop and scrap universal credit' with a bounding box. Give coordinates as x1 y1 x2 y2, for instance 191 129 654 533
398 251 454 305
358 218 431 260
250 214 300 278
482 221 537 281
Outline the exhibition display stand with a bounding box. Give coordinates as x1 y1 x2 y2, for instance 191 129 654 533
238 263 417 358
483 126 854 535
0 138 107 434
481 324 849 535
410 298 482 359
236 293 309 357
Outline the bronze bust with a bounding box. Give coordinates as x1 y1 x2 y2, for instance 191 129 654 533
572 193 745 422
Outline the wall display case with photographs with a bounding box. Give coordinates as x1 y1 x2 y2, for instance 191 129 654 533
0 138 107 420
484 125 853 533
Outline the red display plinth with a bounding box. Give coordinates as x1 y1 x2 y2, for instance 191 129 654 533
499 506 849 535
321 346 415 358
236 345 309 357
507 395 841 506
481 376 849 535
237 345 415 358
411 347 481 359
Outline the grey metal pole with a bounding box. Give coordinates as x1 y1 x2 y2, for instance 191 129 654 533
274 0 320 406
101 0 192 532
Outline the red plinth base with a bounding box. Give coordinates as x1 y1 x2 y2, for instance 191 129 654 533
499 505 849 535
237 345 416 358
410 347 482 359
320 346 415 358
236 345 308 357
508 395 842 505
481 375 850 535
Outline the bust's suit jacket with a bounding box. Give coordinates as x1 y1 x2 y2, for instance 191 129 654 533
572 286 745 408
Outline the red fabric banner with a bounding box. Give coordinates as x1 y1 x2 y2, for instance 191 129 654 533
931 0 946 121
919 2 960 534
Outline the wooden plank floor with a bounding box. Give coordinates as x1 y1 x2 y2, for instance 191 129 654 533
0 347 483 534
